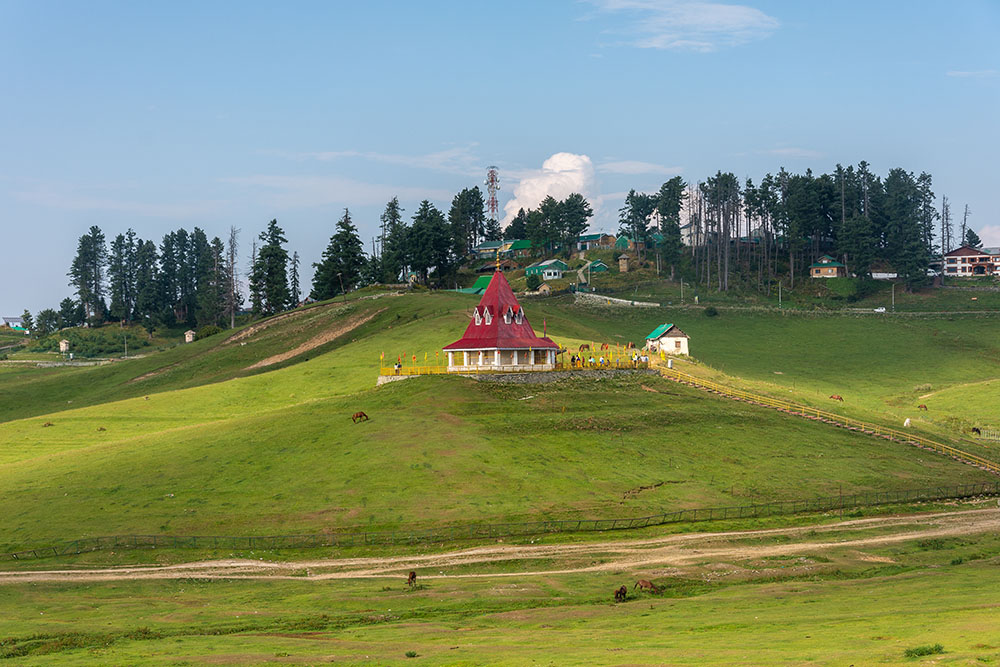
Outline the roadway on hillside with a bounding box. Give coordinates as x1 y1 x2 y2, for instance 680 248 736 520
2 507 999 584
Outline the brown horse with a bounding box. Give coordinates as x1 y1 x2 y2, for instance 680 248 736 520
407 571 417 587
579 344 590 352
829 394 844 402
600 343 610 351
352 411 370 423
917 404 928 411
625 342 636 349
614 585 627 602
634 579 660 593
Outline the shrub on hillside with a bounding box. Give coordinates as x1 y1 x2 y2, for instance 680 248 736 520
196 325 224 340
526 274 541 291
903 643 943 658
30 328 149 358
703 306 719 317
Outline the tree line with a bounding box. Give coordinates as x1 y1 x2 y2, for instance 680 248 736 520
618 163 972 291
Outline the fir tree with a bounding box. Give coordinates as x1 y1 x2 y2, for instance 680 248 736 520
311 209 366 300
250 220 291 316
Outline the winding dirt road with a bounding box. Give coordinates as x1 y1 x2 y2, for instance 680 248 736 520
2 508 998 585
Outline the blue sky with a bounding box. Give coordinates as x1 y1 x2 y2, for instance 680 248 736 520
2 0 998 313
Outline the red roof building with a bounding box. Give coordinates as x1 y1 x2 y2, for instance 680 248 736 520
443 270 560 372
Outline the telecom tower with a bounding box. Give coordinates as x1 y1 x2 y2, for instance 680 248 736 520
485 165 500 226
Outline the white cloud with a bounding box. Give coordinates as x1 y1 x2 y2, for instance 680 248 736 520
598 160 684 175
223 174 451 209
765 146 823 159
946 70 999 79
266 144 481 176
587 0 779 52
502 153 596 223
979 225 1000 246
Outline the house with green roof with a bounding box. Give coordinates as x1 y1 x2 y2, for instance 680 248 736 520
809 255 846 278
525 259 569 280
507 239 533 257
644 323 689 356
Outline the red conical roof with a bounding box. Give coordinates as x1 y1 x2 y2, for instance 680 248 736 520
443 271 560 351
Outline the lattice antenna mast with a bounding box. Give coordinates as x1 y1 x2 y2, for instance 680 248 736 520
485 165 500 231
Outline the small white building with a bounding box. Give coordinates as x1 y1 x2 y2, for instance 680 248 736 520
645 323 690 356
184 330 196 343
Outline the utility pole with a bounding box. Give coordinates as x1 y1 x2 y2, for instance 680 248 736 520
778 280 782 308
892 283 895 312
124 334 128 359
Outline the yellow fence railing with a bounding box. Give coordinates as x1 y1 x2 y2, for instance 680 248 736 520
655 363 1000 476
380 361 650 377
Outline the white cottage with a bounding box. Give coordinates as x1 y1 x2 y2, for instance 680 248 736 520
645 323 690 355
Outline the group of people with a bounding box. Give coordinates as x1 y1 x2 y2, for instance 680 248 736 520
567 352 649 368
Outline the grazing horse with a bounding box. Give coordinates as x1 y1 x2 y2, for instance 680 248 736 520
634 579 660 593
625 342 636 349
972 427 982 436
917 404 928 411
600 343 610 351
407 571 417 587
829 394 844 402
352 411 370 423
579 344 590 352
614 585 627 602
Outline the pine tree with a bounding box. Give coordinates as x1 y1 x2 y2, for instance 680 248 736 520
290 251 301 306
158 232 179 326
68 225 108 323
34 309 59 336
225 226 241 328
448 187 486 258
505 208 529 240
482 217 502 242
250 220 291 316
311 209 367 300
408 201 451 285
380 198 407 283
655 177 687 279
560 193 594 256
107 230 137 323
58 298 84 328
133 240 160 330
965 228 982 248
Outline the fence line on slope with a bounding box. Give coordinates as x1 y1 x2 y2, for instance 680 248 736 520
3 482 999 562
656 364 1000 475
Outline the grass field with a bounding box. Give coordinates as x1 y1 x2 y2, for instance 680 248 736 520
3 511 1000 664
1 286 998 664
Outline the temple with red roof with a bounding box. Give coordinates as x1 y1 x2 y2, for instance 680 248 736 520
443 270 561 372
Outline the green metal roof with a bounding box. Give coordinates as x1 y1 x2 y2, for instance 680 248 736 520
809 259 845 268
472 275 492 290
578 233 603 241
645 323 674 340
508 239 532 250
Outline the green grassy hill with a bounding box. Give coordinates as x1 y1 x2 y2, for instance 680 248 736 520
0 288 998 551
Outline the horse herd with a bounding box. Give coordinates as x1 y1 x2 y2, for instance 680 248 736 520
404 571 658 602
830 394 929 412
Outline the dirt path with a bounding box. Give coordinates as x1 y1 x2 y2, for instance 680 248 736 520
245 308 384 370
3 508 998 585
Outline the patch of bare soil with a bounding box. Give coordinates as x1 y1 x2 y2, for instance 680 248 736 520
244 308 385 370
4 508 999 585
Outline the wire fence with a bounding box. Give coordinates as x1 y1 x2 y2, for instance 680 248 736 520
656 364 1000 476
4 482 999 562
